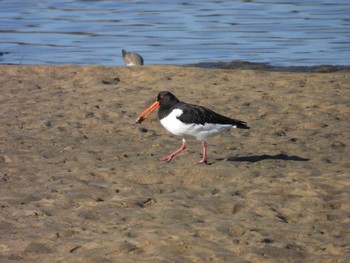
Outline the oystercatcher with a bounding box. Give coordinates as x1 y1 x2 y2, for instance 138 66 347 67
136 91 249 164
122 49 144 66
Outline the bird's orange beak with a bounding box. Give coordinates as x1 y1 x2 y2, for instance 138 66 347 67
136 101 160 124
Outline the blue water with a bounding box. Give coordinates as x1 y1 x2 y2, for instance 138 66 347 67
1 0 350 66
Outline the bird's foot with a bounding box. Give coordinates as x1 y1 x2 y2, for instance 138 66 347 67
197 158 208 164
159 139 187 163
160 155 173 162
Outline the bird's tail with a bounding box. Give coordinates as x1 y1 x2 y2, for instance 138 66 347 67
236 120 250 129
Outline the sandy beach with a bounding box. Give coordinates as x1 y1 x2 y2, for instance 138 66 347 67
0 64 349 262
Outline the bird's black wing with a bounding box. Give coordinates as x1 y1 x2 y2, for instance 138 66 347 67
177 102 250 129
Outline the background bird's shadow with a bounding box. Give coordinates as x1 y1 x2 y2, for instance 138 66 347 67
225 153 309 163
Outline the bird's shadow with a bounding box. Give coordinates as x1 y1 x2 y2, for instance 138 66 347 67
225 153 309 163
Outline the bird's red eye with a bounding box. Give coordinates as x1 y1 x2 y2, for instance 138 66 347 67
160 95 164 100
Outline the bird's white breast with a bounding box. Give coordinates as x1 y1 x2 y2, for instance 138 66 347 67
160 108 234 141
160 109 191 135
126 62 136 66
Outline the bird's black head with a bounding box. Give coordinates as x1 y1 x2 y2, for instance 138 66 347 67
157 91 179 108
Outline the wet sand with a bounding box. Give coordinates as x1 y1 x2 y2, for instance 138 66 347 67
0 64 349 262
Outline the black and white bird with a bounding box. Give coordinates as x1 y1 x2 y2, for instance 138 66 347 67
122 49 144 66
136 91 249 164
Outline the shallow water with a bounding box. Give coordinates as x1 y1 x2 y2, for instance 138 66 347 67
1 0 350 66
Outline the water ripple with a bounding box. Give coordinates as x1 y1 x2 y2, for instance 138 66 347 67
0 0 350 66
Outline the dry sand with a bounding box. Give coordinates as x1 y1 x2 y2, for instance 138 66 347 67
0 64 349 262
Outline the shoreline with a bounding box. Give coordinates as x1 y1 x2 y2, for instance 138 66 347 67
2 59 350 73
188 60 350 73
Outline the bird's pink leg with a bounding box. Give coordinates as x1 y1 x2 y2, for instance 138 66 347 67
198 141 208 164
160 139 187 162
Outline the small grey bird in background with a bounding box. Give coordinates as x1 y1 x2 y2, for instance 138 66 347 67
122 49 144 66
